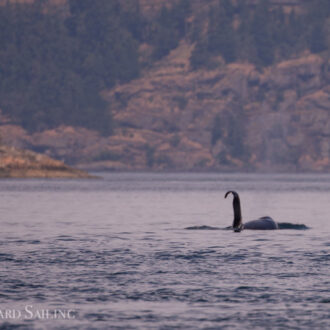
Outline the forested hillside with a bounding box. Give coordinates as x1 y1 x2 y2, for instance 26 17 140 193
0 0 190 134
1 0 330 172
1 0 329 133
0 0 141 133
191 0 330 68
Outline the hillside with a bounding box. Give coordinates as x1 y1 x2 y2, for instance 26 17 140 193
0 0 330 172
1 43 330 172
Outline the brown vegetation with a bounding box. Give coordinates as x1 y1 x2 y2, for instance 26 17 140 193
0 145 94 178
1 42 330 172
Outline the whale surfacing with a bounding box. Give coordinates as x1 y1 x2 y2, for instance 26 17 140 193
244 216 278 230
225 191 278 232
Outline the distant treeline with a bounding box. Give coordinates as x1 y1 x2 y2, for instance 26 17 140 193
0 0 139 134
0 0 189 134
0 0 329 134
191 0 330 69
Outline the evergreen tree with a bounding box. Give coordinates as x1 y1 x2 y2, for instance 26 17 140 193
149 0 190 60
207 3 237 63
310 23 327 53
236 2 257 63
0 0 141 135
190 41 210 70
251 0 274 66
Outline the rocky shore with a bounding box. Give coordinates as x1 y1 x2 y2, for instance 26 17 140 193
0 145 93 178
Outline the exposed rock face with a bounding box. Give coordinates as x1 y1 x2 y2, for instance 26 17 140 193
1 43 330 172
102 45 330 172
0 145 93 178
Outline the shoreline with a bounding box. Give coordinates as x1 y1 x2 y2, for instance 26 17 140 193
0 145 95 179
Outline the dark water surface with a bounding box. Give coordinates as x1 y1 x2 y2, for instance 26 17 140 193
0 173 329 329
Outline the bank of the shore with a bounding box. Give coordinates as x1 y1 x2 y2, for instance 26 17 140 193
0 146 94 178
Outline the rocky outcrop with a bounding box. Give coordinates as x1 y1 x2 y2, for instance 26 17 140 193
0 145 93 178
102 44 330 172
1 43 330 172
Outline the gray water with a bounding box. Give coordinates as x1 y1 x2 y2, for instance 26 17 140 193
0 173 329 329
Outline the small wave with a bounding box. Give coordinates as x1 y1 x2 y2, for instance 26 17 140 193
175 250 217 261
186 224 309 230
235 286 269 292
0 322 26 329
85 312 110 321
10 239 41 245
184 225 221 230
55 237 76 242
0 253 14 261
277 222 309 230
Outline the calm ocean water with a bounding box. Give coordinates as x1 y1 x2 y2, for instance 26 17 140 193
0 173 329 329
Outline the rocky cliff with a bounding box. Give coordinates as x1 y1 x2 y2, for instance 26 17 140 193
1 42 330 172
